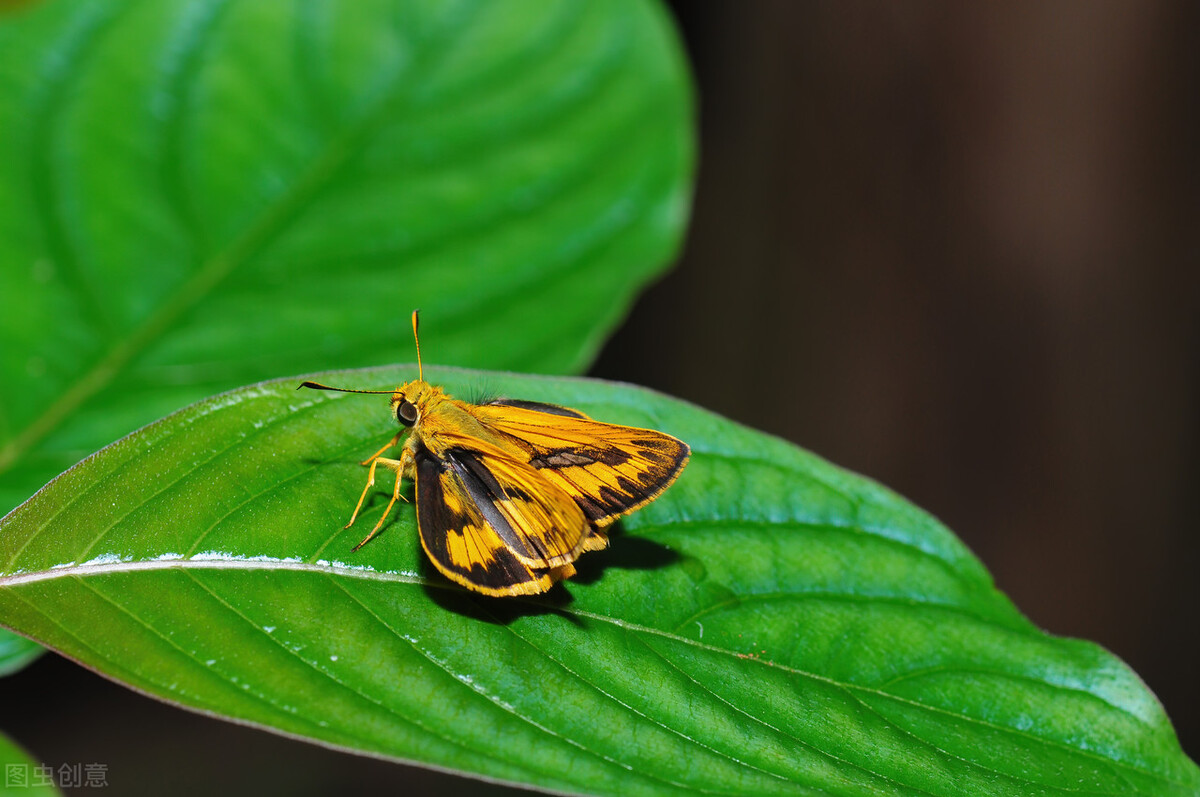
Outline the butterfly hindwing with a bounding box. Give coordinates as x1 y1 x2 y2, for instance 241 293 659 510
415 448 559 596
470 403 690 525
414 446 591 596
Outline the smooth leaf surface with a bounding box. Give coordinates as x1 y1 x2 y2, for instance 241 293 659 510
0 368 1195 796
0 0 693 517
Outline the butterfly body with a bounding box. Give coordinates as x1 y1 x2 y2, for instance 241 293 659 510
306 372 689 597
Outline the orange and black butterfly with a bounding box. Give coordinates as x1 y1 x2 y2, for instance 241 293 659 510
300 311 689 597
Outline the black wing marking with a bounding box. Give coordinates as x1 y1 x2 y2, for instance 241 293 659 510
443 447 586 566
414 448 552 595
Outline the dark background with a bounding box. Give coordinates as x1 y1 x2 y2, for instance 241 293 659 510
609 0 1200 769
4 2 1198 793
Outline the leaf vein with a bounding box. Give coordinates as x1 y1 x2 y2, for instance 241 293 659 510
330 581 698 795
561 610 1191 789
178 571 519 770
639 639 942 797
669 589 1026 643
492 618 760 796
839 687 1138 795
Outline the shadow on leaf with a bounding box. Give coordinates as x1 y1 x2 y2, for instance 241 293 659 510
422 525 680 625
570 527 680 585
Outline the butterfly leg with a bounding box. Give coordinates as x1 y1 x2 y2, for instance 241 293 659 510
352 447 414 551
345 431 408 530
360 431 405 466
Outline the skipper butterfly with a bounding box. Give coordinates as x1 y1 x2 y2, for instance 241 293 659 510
299 311 689 597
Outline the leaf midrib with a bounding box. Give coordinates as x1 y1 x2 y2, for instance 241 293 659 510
0 555 1183 792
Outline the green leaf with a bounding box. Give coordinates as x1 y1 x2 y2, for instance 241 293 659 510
0 628 40 677
0 0 694 515
1 369 1195 796
0 0 692 676
0 730 63 797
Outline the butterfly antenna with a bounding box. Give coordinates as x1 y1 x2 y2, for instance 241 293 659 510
297 382 394 394
411 308 424 382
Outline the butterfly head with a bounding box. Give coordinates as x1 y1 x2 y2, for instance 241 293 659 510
389 379 443 428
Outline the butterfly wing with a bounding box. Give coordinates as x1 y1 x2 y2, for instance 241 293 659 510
472 402 690 525
484 398 591 419
414 445 591 596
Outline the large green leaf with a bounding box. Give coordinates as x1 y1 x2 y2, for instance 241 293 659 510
0 0 693 516
0 0 692 674
0 368 1194 796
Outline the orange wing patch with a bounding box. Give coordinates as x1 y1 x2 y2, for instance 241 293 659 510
471 404 690 525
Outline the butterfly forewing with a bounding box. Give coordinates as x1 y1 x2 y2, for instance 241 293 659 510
484 398 590 419
470 403 690 525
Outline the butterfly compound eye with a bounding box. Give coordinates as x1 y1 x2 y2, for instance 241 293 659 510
396 399 419 426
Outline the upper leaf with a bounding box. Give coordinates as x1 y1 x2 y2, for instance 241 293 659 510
0 0 694 513
1 368 1195 796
